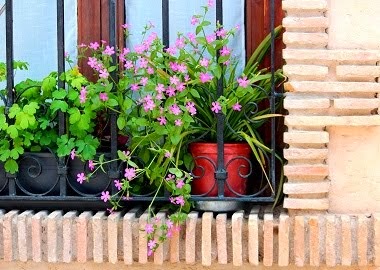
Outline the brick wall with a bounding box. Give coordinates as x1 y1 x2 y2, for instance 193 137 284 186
282 0 380 214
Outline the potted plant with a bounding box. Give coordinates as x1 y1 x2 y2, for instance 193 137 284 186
77 1 283 254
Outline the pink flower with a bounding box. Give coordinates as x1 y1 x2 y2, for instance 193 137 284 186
70 149 76 160
211 101 221 113
187 32 197 44
170 76 180 86
156 84 165 93
138 58 148 69
175 119 182 126
147 66 154 74
208 0 214 7
165 174 175 181
206 34 216 43
216 28 227 38
114 179 122 191
79 43 86 48
176 179 185 189
122 23 130 29
79 87 87 104
186 102 197 115
190 16 199 25
99 69 109 79
76 173 86 184
232 102 242 111
131 84 140 91
166 220 174 229
124 60 133 70
177 63 187 73
175 37 185 49
87 57 98 69
64 52 69 58
166 86 176 97
88 160 95 171
143 95 155 111
169 104 181 115
101 191 110 202
176 82 185 92
200 58 209 67
175 196 185 206
165 151 172 158
124 167 136 180
237 76 250 88
140 77 148 86
103 45 115 56
145 223 154 234
89 42 100 50
99 92 109 101
199 72 213 83
157 116 167 125
220 46 231 56
147 239 157 251
166 46 177 56
184 74 190 82
134 44 145 54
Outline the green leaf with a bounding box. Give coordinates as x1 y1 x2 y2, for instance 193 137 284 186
0 149 11 162
170 133 181 145
52 89 67 99
7 125 18 139
68 108 81 124
10 149 20 159
117 116 126 130
23 102 39 115
8 104 21 119
190 89 200 98
4 159 18 174
68 89 79 101
51 100 68 113
41 76 56 94
169 168 183 178
107 98 118 107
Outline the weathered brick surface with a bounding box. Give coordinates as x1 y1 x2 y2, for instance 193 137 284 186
278 213 290 266
334 98 380 110
123 208 138 265
108 212 121 264
284 65 329 81
283 182 330 195
4 210 19 262
62 211 77 263
284 198 329 210
284 131 329 144
263 213 274 267
285 115 380 127
18 210 33 262
336 65 380 81
357 216 368 266
31 211 47 263
216 214 227 264
92 211 105 263
185 212 198 264
138 212 149 264
282 0 328 11
248 211 259 265
201 212 213 266
284 148 328 160
282 16 328 31
341 215 352 266
153 212 166 265
232 211 244 266
77 211 92 263
47 211 62 263
308 216 320 267
284 98 330 110
285 81 380 93
375 214 380 266
284 164 329 177
294 216 305 267
283 32 328 48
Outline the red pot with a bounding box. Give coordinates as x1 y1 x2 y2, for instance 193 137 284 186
188 142 252 197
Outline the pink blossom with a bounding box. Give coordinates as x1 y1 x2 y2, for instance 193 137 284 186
206 34 216 43
70 149 76 160
232 102 242 111
164 151 172 158
166 86 176 97
237 76 250 88
199 72 213 83
103 45 115 56
220 46 231 56
166 46 177 56
88 160 95 171
122 23 130 29
99 69 109 79
101 40 107 44
175 37 185 49
76 172 86 184
134 44 145 54
87 57 98 69
200 58 209 67
124 167 136 180
145 223 154 234
186 101 197 115
79 43 86 48
147 239 157 251
175 196 185 206
114 179 122 190
101 191 110 202
156 84 165 93
169 62 178 72
184 74 190 82
175 119 182 126
211 101 222 113
131 83 140 91
177 63 187 73
235 24 241 31
89 42 100 50
138 58 148 69
143 95 155 111
99 92 109 102
170 76 180 86
140 77 148 86
166 220 174 229
169 104 181 115
124 60 133 70
190 16 199 25
166 174 175 181
187 32 197 44
176 179 185 189
147 66 154 74
64 52 69 58
216 28 227 38
176 82 186 92
79 87 87 104
157 116 167 125
208 0 214 7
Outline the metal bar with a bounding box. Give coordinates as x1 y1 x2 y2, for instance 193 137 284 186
162 0 169 48
5 0 14 109
0 3 5 16
270 0 276 196
57 0 67 196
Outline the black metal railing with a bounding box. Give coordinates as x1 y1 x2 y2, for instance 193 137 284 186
2 0 281 210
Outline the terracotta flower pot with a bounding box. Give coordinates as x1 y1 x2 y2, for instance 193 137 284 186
188 142 252 197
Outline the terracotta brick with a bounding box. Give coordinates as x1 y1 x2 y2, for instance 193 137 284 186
282 0 327 11
285 115 380 127
334 98 380 110
283 49 380 64
284 198 329 210
169 224 180 263
138 212 149 264
285 81 380 93
185 212 198 264
284 98 330 110
357 216 369 266
153 212 166 265
341 215 352 266
18 210 33 262
374 214 380 266
108 212 121 264
309 216 320 267
283 32 328 48
248 212 259 265
216 214 227 264
283 16 329 31
284 65 328 81
283 182 330 195
0 210 5 259
278 213 290 267
284 131 329 144
31 211 48 262
263 213 274 267
294 216 305 267
4 210 19 262
77 211 92 263
284 164 329 177
123 209 138 265
284 148 328 160
336 65 380 81
92 212 105 263
62 211 77 263
202 212 213 266
232 211 244 266
325 215 337 267
47 211 62 263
